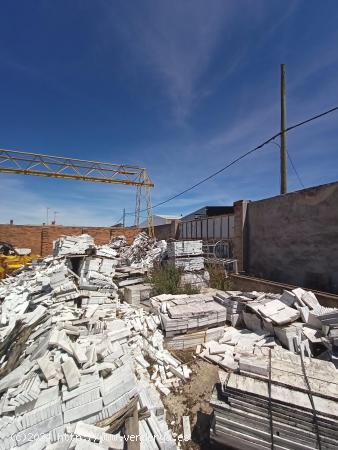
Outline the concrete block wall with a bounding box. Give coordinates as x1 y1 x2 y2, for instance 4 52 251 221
241 181 338 294
153 221 179 241
233 200 250 272
0 224 139 256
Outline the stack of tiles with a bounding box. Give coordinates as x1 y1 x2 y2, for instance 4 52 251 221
167 240 204 272
210 349 338 450
152 293 227 336
79 256 117 290
123 283 152 306
214 291 260 327
167 241 203 258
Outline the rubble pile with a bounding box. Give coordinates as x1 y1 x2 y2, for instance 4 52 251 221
197 327 277 371
166 241 204 272
210 350 338 450
79 256 118 290
213 288 338 364
109 235 127 250
53 235 95 257
95 236 128 259
175 288 338 449
2 231 338 450
0 237 190 449
119 232 167 268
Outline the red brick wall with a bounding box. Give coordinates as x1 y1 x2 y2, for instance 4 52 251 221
0 224 140 256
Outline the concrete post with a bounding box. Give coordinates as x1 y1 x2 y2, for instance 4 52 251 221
233 200 250 272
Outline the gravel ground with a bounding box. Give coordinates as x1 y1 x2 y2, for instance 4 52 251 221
160 349 225 450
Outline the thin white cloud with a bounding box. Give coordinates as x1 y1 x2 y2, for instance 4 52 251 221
104 0 240 123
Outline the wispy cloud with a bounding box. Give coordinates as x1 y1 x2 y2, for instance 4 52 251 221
103 0 239 123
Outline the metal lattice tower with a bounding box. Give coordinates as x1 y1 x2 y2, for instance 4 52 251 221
0 148 154 234
134 169 154 237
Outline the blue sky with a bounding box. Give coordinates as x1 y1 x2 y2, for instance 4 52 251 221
1 0 338 226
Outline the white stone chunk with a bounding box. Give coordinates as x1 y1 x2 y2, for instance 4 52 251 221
62 358 81 390
37 354 57 381
182 416 191 441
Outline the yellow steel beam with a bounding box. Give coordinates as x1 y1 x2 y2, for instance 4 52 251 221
0 168 152 186
0 148 154 187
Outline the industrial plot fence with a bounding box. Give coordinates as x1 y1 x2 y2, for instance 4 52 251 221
177 214 234 241
177 214 235 259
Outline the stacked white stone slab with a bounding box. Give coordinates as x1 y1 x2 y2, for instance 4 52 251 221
210 351 338 450
124 283 152 306
214 291 258 327
172 257 204 271
79 256 118 289
167 241 203 258
180 271 210 289
166 325 226 350
109 235 127 249
152 293 227 337
14 248 32 256
167 240 204 272
95 244 118 258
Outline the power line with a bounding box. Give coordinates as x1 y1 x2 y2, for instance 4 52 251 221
127 105 338 215
286 150 305 189
270 140 305 189
112 214 123 225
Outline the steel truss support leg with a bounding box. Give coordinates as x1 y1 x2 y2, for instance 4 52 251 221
134 170 154 237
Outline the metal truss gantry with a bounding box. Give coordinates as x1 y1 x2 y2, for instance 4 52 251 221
135 170 154 238
0 148 154 235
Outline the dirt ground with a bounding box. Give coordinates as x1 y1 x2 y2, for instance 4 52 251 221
161 349 223 450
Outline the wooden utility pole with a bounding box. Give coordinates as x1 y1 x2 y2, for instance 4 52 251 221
280 64 287 194
123 208 126 227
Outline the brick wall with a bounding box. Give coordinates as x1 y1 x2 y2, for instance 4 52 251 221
0 224 140 256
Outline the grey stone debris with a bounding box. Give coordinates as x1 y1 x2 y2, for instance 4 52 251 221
53 234 95 256
0 233 184 449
